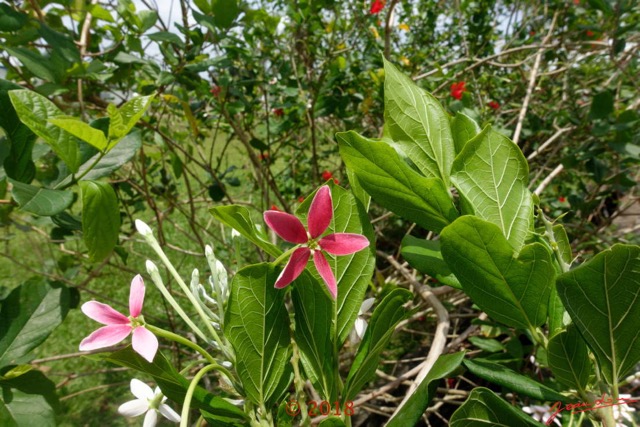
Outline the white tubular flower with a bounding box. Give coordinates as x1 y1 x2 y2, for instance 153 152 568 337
214 259 228 299
231 228 241 239
145 260 159 275
135 219 153 237
352 298 375 342
118 379 181 427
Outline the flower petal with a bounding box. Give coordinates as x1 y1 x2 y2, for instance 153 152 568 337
79 324 131 351
359 297 375 314
355 318 367 339
313 251 337 299
275 247 311 289
132 326 159 363
263 211 308 243
159 403 182 422
130 378 155 400
308 186 332 238
129 274 145 317
81 301 129 325
118 399 149 417
143 409 158 427
319 233 369 255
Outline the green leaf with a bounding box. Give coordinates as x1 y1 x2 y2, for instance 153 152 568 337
400 236 461 289
147 31 185 47
87 4 115 22
48 117 108 151
37 25 81 64
547 285 567 338
343 288 412 401
451 125 532 251
589 91 614 119
318 418 347 427
337 131 458 233
105 347 247 421
556 244 640 385
0 279 70 366
440 216 555 330
383 58 455 184
54 130 141 187
548 325 592 391
212 0 240 29
0 4 28 32
386 352 465 427
9 90 80 172
210 205 281 257
137 10 158 32
4 47 61 83
79 180 120 262
108 95 154 146
462 359 569 403
450 387 545 426
552 224 572 266
451 112 481 154
468 337 505 353
9 179 73 216
224 264 293 408
0 370 59 427
291 273 336 399
0 80 36 183
192 0 212 13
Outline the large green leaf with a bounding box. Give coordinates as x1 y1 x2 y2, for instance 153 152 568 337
108 95 154 146
337 130 458 233
440 216 554 330
0 80 36 183
450 125 532 251
450 387 545 426
224 264 292 407
0 279 70 366
48 117 108 152
210 205 281 257
386 352 465 427
9 90 80 172
343 288 412 401
451 112 481 154
548 325 592 391
0 4 28 32
556 244 640 385
79 180 120 262
5 48 61 83
400 235 461 289
383 58 455 184
9 179 73 216
104 347 247 421
462 359 569 403
0 370 59 427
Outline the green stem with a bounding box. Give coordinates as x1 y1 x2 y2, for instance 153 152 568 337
146 262 209 343
538 208 570 273
144 237 222 344
147 325 221 369
272 245 299 266
179 364 219 427
54 151 106 190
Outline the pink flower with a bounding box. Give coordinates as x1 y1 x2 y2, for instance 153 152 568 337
370 0 385 14
263 186 369 299
488 100 500 110
79 275 158 363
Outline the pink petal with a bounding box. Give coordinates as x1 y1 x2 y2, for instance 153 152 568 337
308 186 332 238
313 251 337 299
129 274 145 317
275 247 311 289
264 211 308 244
319 233 370 255
81 301 129 325
132 326 159 363
79 324 132 351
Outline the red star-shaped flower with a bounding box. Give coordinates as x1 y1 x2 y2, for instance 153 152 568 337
263 186 369 299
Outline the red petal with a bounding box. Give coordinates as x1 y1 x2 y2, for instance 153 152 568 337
319 233 370 255
308 186 332 238
313 251 337 299
275 247 311 289
79 324 131 351
264 211 308 243
132 326 158 363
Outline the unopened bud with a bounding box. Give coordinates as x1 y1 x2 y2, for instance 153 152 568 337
135 219 153 237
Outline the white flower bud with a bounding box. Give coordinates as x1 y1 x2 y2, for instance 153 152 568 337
135 219 153 237
205 245 213 257
221 361 232 368
231 229 241 239
145 260 159 274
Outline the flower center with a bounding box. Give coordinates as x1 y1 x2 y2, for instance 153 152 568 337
129 314 145 328
307 237 320 251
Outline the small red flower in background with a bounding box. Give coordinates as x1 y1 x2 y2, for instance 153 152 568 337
333 178 340 185
450 81 466 100
321 170 333 181
529 30 536 36
488 101 500 110
586 30 595 37
298 196 305 203
210 85 221 96
370 0 385 14
272 107 283 117
258 152 269 162
573 0 580 5
270 204 280 211
558 196 566 203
